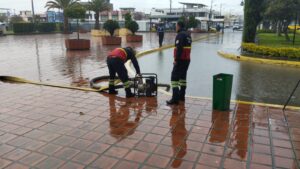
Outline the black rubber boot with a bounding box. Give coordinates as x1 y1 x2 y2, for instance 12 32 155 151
125 88 135 98
109 85 118 95
179 87 186 102
166 99 179 105
166 88 179 105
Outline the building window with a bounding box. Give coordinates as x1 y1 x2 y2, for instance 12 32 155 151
101 16 108 21
112 15 118 20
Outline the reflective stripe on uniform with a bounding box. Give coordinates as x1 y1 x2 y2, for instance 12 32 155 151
171 81 179 88
109 79 115 85
179 80 187 87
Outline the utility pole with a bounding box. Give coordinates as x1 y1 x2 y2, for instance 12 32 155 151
208 0 214 31
31 0 35 24
169 0 172 14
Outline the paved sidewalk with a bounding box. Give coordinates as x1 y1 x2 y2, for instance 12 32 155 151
0 82 299 169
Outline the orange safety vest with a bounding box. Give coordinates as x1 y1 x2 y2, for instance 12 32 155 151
108 48 128 62
174 46 191 60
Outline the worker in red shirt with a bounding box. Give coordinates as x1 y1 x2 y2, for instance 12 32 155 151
167 21 192 105
107 47 141 98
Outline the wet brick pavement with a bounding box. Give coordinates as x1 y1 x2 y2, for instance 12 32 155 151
0 82 300 169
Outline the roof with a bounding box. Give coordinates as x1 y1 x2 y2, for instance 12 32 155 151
120 8 135 10
179 2 207 7
150 15 180 19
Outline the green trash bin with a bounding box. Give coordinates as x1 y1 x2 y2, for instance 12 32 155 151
213 73 233 111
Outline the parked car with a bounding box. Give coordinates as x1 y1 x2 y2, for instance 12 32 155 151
288 25 300 30
233 24 242 31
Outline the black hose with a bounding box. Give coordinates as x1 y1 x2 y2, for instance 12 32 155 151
90 76 123 90
90 75 170 92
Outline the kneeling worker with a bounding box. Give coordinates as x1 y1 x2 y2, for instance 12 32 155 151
107 47 141 98
167 21 192 105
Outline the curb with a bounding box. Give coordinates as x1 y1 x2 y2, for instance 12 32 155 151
218 51 300 68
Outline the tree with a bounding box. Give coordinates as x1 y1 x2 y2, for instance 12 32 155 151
133 12 144 20
187 16 199 29
9 16 23 23
178 16 187 25
124 13 132 26
65 5 86 39
86 0 111 30
264 0 299 41
242 0 266 43
103 20 119 36
126 20 139 35
0 16 8 22
45 0 79 34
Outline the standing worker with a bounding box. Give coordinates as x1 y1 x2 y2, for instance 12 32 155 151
107 47 141 98
167 21 192 105
157 22 165 47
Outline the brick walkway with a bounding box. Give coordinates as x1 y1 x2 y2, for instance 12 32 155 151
0 82 300 169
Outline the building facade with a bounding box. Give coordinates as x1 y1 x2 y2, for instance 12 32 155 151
46 11 64 23
19 10 32 22
150 2 223 30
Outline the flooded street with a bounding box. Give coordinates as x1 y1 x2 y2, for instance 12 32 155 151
0 31 300 106
138 31 300 106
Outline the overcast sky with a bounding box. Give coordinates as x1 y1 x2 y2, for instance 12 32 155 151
0 0 243 15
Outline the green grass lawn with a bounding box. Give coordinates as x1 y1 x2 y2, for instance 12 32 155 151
257 33 300 48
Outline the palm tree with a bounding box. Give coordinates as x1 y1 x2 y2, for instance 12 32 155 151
87 0 111 30
45 0 79 33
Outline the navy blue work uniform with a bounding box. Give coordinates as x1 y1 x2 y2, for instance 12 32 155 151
157 25 165 47
170 29 192 102
107 47 140 97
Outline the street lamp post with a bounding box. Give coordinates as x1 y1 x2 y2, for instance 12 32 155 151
31 0 35 24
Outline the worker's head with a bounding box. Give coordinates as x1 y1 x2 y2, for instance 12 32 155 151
125 47 136 57
176 20 185 32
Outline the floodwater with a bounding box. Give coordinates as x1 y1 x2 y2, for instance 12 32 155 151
138 31 300 106
0 31 299 106
0 32 190 85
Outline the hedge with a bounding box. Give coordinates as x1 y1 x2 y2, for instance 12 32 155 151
257 29 294 34
13 23 35 33
242 43 300 59
37 23 56 32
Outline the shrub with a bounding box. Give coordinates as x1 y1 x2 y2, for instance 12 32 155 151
13 23 35 33
125 20 139 35
56 23 64 32
103 20 119 36
124 13 132 26
37 23 56 32
242 43 300 59
257 29 276 33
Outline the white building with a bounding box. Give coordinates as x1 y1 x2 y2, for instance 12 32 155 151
150 2 223 31
19 10 32 22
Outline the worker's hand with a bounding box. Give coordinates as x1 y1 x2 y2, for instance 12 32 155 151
173 61 177 65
